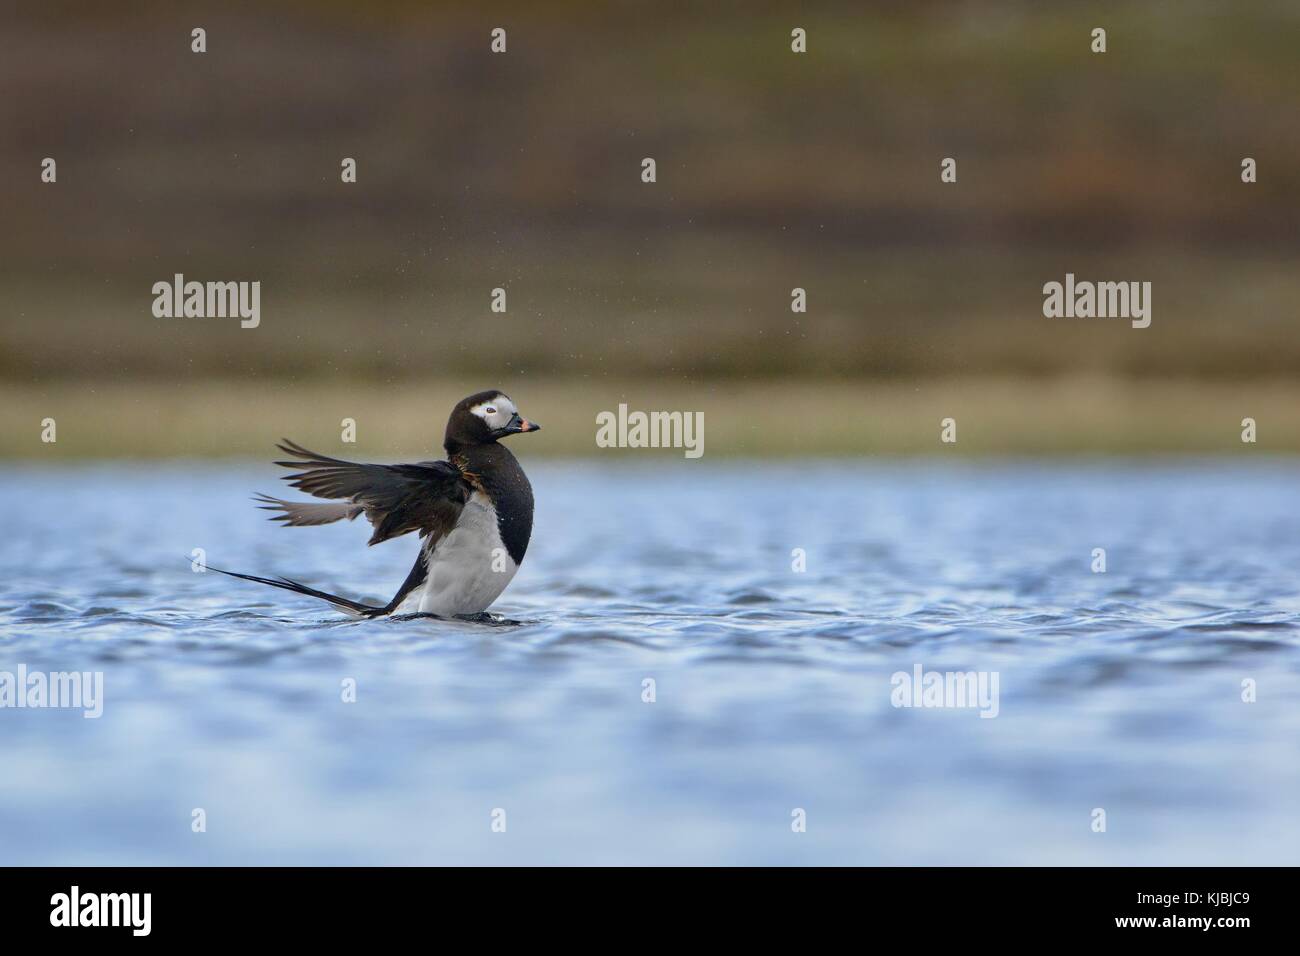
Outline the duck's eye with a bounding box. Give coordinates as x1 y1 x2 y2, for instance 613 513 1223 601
485 406 497 415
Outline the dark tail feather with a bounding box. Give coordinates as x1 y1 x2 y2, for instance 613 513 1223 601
204 564 388 618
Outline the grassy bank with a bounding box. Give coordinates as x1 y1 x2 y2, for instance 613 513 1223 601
3 377 1297 460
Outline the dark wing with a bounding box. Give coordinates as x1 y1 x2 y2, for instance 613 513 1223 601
258 439 469 546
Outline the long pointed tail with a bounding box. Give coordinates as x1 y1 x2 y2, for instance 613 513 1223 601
204 564 389 618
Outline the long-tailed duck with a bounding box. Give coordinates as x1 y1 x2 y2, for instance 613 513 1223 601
210 390 539 619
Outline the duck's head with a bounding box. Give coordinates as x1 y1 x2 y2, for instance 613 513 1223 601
445 390 541 450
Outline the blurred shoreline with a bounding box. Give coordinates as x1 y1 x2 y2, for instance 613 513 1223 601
5 3 1299 461
5 377 1297 459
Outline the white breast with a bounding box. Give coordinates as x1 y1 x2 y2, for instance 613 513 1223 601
410 491 519 617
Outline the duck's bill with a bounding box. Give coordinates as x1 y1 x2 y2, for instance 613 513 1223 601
504 414 541 434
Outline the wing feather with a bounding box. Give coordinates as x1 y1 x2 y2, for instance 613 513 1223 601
265 439 469 546
253 493 364 527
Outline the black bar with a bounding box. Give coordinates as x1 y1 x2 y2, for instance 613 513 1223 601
0 867 1279 941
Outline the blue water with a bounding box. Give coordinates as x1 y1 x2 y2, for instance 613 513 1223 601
1 460 1298 865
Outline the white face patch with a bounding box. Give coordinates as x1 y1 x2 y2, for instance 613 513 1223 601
470 394 516 430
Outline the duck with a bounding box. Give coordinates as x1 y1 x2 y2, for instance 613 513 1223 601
210 390 540 619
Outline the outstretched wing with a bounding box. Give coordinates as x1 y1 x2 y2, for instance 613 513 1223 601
252 495 364 527
257 439 469 546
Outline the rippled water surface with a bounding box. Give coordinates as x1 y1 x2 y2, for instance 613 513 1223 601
2 460 1298 864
